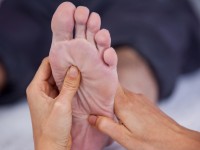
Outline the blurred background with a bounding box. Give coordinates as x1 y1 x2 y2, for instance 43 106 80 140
0 0 200 150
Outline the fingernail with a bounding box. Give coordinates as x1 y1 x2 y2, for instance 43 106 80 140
68 66 78 78
88 115 98 126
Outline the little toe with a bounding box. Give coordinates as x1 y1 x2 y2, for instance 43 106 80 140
51 2 76 42
95 29 111 54
103 47 118 68
75 6 90 39
86 12 101 45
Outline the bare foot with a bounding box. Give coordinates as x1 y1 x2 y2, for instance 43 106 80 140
117 46 158 102
49 2 118 150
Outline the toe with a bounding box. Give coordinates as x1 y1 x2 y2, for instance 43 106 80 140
95 29 111 54
51 2 76 42
74 6 90 39
103 48 118 68
86 12 101 45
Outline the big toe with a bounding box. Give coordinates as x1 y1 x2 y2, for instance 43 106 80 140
51 2 76 42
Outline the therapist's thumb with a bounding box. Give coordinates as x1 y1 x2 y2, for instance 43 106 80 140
57 66 81 102
88 115 129 143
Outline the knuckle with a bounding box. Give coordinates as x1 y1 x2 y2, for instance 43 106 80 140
54 101 64 110
96 117 108 130
96 117 103 129
53 101 72 116
26 84 34 98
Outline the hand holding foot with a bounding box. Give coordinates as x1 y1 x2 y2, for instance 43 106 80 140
27 58 80 150
89 85 200 150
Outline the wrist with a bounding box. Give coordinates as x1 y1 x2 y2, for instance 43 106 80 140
148 124 200 150
179 127 200 150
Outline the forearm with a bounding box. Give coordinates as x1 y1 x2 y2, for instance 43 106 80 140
89 85 200 150
178 128 200 150
153 126 200 150
131 90 200 150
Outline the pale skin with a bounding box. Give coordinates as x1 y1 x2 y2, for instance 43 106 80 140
49 3 118 149
48 3 157 149
27 58 200 150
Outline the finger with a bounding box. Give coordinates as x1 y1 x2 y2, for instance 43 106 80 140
114 85 149 134
26 57 52 98
67 135 72 150
114 85 135 122
33 57 52 82
88 115 131 148
56 66 81 103
114 84 128 118
114 84 126 107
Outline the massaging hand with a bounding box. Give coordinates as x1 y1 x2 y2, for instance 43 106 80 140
89 85 200 150
26 58 80 150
